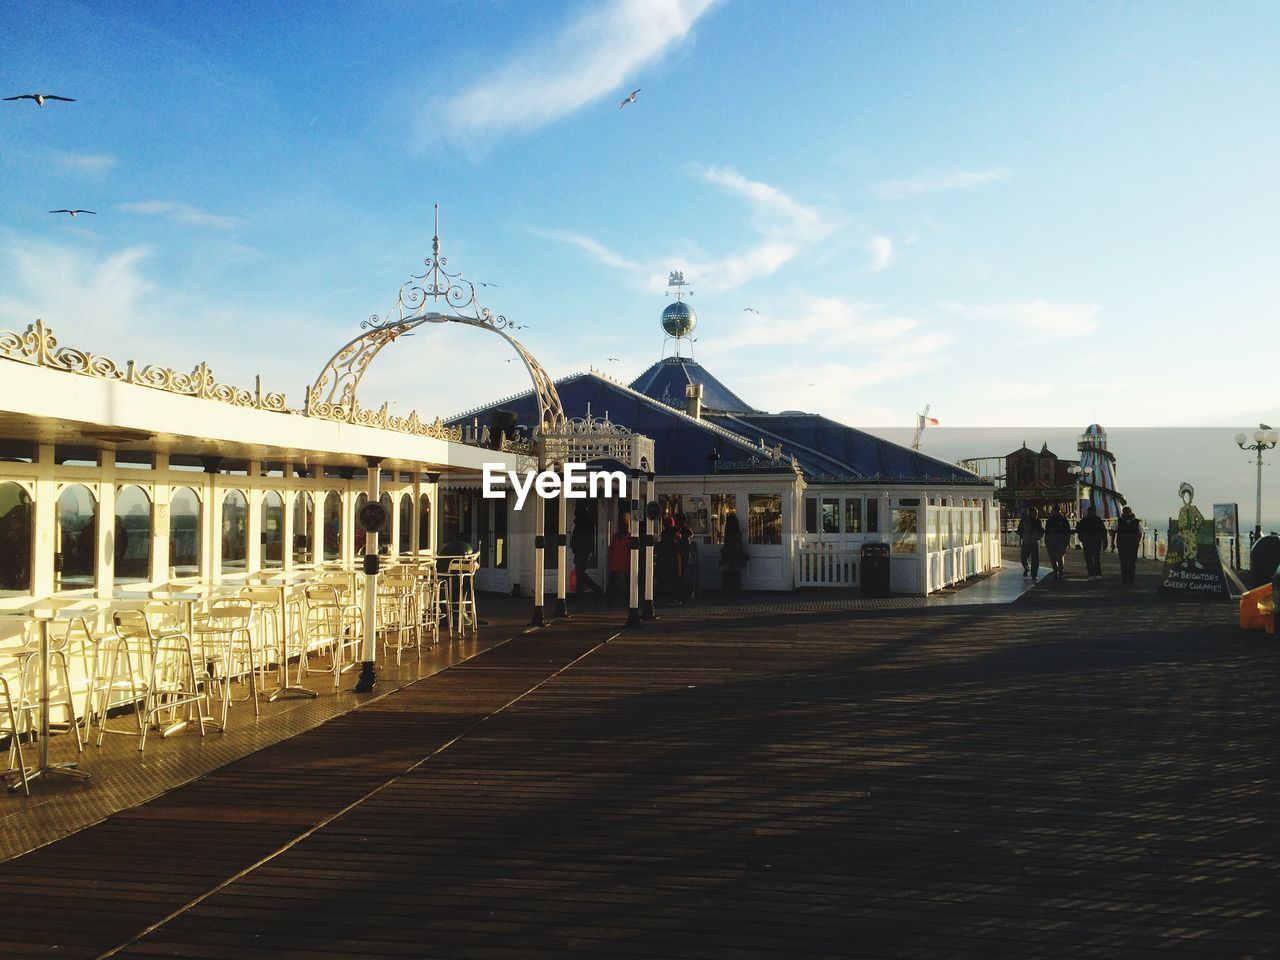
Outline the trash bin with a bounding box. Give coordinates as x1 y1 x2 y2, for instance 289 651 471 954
861 542 891 598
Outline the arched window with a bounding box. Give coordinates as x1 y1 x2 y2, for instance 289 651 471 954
262 491 284 569
379 492 393 552
114 485 153 584
352 493 368 556
399 492 414 555
418 493 432 553
169 487 201 578
322 491 341 561
221 490 248 576
0 481 34 593
293 492 314 566
57 483 98 590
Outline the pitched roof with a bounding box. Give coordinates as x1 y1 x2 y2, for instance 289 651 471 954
628 358 758 414
449 361 982 485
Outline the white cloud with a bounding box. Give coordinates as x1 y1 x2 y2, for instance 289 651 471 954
723 297 918 350
874 167 1012 200
867 235 894 271
946 299 1102 342
532 229 643 273
544 166 831 295
432 0 718 145
52 152 118 176
118 200 237 229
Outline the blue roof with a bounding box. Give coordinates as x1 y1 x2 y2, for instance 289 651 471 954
450 364 982 485
710 412 977 483
629 358 758 414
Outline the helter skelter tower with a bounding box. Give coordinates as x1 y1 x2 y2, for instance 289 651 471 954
1077 423 1124 519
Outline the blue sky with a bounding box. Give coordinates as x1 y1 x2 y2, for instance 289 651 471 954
3 0 1279 518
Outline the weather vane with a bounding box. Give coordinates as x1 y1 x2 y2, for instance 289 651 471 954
666 270 692 301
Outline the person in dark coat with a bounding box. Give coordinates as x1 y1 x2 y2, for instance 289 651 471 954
570 503 603 601
656 516 681 603
1115 506 1143 584
607 512 631 604
719 512 748 594
1017 507 1044 579
1075 505 1107 581
1044 505 1072 582
675 512 693 602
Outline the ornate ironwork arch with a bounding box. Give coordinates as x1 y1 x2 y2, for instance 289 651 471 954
306 210 565 436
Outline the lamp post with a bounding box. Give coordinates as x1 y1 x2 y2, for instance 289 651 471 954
1235 425 1279 544
1067 464 1093 520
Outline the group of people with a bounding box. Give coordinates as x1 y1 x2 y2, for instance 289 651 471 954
1016 504 1144 584
571 505 751 606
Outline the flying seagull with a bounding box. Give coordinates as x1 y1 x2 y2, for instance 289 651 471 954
607 357 620 362
619 88 640 109
49 209 96 217
743 307 759 314
6 93 75 107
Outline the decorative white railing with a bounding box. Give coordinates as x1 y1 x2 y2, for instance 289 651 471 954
797 540 858 587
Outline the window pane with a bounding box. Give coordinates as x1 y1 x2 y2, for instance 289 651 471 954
221 490 248 575
493 497 507 569
684 496 709 537
322 491 342 561
821 498 840 534
353 493 368 555
170 487 201 577
710 494 737 545
804 498 818 535
378 492 393 539
293 492 313 566
866 497 879 534
0 482 34 593
398 493 413 552
262 491 284 569
748 493 782 545
113 484 152 583
659 494 682 522
891 508 918 554
57 484 97 589
417 493 431 553
845 498 862 534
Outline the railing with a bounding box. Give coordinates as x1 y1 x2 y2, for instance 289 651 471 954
797 541 858 587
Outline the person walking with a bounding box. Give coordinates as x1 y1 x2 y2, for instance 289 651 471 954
570 503 603 601
1017 507 1044 579
607 512 632 604
1115 506 1143 585
1044 505 1071 582
1075 505 1107 581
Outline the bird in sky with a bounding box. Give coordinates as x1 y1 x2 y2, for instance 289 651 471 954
743 307 759 314
619 88 640 109
6 93 75 107
49 209 95 217
607 357 620 362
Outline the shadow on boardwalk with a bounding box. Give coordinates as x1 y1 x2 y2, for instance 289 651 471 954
1 548 1276 958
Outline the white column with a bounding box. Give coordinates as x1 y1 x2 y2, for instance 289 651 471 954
554 465 568 617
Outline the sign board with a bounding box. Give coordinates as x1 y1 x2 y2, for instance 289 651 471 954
1213 503 1238 538
1160 483 1231 599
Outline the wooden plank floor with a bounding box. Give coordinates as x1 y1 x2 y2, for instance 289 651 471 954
2 550 1276 958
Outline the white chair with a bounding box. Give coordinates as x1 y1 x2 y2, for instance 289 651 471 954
447 553 480 639
108 607 207 751
191 599 261 728
1 671 28 796
302 584 362 689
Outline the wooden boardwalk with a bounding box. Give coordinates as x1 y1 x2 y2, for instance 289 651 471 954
1 551 1276 958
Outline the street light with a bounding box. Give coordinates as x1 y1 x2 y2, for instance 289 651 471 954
1235 424 1279 544
1067 464 1094 519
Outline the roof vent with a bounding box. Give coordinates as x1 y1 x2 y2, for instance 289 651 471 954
685 383 703 420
